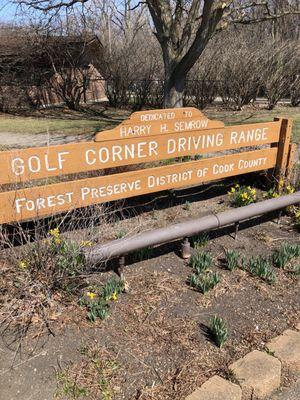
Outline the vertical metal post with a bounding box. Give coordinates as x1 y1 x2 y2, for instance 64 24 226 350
235 222 240 240
277 210 283 225
117 255 125 280
181 237 191 259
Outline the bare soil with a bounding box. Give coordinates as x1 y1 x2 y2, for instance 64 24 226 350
0 185 299 400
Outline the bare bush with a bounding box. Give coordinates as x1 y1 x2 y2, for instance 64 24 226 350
260 41 300 110
185 46 220 109
290 75 300 107
214 33 262 110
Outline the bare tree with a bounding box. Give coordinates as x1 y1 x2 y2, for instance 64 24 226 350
13 0 300 108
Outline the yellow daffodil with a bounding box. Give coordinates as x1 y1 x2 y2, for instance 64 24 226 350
111 291 118 301
230 187 235 193
286 185 295 194
19 260 28 269
278 178 284 188
54 238 62 245
87 291 96 300
81 241 93 247
49 228 60 238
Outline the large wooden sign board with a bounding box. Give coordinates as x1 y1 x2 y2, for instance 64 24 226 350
0 107 294 224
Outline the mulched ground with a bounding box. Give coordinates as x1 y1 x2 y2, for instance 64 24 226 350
0 183 299 400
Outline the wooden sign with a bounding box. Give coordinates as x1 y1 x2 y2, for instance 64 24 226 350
0 107 294 224
94 107 225 141
0 148 277 224
0 121 281 185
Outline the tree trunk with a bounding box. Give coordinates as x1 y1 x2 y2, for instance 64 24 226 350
163 71 186 108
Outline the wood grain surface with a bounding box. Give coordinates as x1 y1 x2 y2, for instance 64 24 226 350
0 147 277 224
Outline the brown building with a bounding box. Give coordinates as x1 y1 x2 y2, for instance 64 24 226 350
0 31 107 109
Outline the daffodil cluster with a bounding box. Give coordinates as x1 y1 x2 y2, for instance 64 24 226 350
265 182 295 199
80 278 125 322
49 227 62 245
228 184 257 207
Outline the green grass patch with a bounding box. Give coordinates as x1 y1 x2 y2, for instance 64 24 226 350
0 115 110 135
205 106 300 143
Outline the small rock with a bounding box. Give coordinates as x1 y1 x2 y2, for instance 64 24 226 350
229 350 281 399
185 375 242 400
267 329 300 372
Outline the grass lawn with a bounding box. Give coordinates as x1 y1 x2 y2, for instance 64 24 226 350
0 115 112 135
205 106 300 143
0 105 299 142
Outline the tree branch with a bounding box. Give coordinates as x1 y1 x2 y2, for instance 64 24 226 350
16 0 87 12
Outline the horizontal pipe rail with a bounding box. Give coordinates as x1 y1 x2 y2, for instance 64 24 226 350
84 192 300 264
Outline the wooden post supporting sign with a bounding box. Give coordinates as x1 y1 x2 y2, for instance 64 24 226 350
274 118 293 187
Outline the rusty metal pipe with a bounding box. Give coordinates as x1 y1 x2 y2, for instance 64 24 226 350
84 192 300 264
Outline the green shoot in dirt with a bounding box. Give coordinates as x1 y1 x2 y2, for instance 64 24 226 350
183 201 191 211
290 264 300 276
115 229 127 239
102 278 125 302
272 242 300 269
134 247 153 261
209 315 229 348
189 251 212 274
80 278 125 322
191 232 210 250
224 249 240 271
56 345 119 400
188 271 220 294
56 370 88 399
248 256 276 284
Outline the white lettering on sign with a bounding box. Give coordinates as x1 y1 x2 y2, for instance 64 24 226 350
238 157 267 170
15 192 73 213
81 180 141 200
174 119 208 131
213 162 234 175
120 125 151 137
167 133 224 154
11 151 70 176
230 128 268 144
196 168 209 177
148 170 193 188
140 111 176 122
85 141 159 166
160 124 168 133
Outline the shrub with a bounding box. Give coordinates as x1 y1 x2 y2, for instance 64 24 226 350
228 185 257 207
20 228 84 290
209 315 229 348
